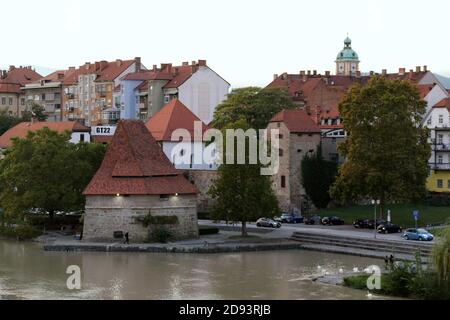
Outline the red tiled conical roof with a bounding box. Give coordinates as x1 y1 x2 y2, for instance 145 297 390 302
145 99 209 142
83 120 198 196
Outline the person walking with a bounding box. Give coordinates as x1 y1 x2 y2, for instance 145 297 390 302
124 232 129 245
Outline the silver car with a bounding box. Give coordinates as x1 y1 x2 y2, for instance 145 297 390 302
256 218 282 228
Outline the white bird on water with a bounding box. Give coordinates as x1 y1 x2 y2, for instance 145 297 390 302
353 267 359 273
366 291 373 299
339 268 344 274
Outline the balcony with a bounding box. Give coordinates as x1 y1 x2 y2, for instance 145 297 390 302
139 103 146 109
434 125 450 131
432 144 450 152
65 93 75 99
430 163 450 171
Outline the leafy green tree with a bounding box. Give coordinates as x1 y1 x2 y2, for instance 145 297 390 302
22 102 48 122
433 227 450 288
0 128 106 221
0 111 22 135
330 77 431 217
209 87 290 236
301 146 338 209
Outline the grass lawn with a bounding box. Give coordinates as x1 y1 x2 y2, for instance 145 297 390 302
314 204 450 228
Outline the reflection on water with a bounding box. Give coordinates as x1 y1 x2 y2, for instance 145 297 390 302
0 240 391 300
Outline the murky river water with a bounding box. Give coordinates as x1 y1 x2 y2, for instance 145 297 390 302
0 240 392 300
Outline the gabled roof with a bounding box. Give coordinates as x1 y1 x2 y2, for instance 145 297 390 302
270 110 321 133
0 121 90 149
145 99 209 142
434 98 450 109
83 120 198 196
0 66 42 86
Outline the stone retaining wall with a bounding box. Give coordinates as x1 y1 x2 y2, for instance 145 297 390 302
83 195 198 242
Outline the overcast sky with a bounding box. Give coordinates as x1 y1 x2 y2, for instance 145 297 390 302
1 0 449 87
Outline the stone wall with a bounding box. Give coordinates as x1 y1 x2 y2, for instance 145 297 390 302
83 195 198 243
183 170 218 212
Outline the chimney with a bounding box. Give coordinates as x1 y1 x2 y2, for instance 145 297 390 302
423 65 428 72
69 67 75 71
95 62 100 70
9 65 15 71
116 59 123 67
182 62 189 66
135 57 141 71
198 60 207 67
58 73 64 80
273 74 279 80
382 69 387 76
84 62 91 70
153 65 157 71
313 70 317 76
325 71 331 77
370 71 374 76
399 68 406 76
416 66 421 73
100 60 108 70
191 61 196 66
281 73 288 80
307 70 311 76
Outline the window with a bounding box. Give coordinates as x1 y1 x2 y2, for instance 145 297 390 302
279 149 284 157
278 134 283 139
439 115 444 124
281 176 286 188
180 149 185 156
437 179 444 189
80 134 85 143
1 97 5 105
438 134 444 145
21 98 25 106
160 195 170 201
8 98 13 105
427 117 432 126
164 95 170 104
438 155 443 164
448 180 450 189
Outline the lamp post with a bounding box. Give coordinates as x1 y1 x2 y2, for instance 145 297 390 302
372 199 380 239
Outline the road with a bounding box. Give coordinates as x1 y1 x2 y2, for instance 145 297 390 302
199 220 436 244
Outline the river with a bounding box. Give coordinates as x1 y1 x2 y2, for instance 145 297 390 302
0 240 391 300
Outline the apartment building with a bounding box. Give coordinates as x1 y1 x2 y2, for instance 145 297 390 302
120 60 230 124
0 66 42 116
61 58 143 126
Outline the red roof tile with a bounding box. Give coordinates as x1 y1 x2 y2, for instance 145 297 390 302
270 110 321 133
83 120 198 196
434 98 450 109
145 99 209 142
0 83 21 94
0 121 90 149
0 66 42 86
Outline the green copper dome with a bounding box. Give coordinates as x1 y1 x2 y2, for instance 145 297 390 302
336 37 359 61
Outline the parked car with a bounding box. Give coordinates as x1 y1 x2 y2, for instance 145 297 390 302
304 215 322 225
403 229 434 241
377 223 402 234
275 213 304 224
353 219 369 229
321 216 345 226
256 218 281 228
366 219 386 229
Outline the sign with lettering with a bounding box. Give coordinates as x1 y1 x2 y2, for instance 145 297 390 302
91 126 116 136
413 210 419 221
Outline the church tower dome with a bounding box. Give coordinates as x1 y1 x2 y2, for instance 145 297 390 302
336 36 360 76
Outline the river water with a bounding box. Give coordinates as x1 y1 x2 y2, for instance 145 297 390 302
0 240 391 300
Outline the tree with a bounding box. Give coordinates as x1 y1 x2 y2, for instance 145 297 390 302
301 145 338 209
22 102 48 122
0 111 22 135
0 128 106 221
434 227 450 289
330 77 431 217
208 87 291 236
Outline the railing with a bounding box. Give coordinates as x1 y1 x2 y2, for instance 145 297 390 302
430 163 450 171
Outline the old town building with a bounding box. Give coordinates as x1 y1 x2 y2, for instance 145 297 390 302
146 99 218 212
0 66 42 116
267 110 322 213
82 120 199 242
0 121 91 150
120 60 230 124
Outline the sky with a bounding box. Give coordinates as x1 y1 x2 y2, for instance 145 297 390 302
1 0 449 87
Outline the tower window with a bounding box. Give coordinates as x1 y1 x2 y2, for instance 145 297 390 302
281 176 286 188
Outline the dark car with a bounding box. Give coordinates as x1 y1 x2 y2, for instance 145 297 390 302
321 216 345 226
256 218 281 228
367 219 386 229
276 213 303 224
353 219 369 229
304 215 322 225
377 223 402 234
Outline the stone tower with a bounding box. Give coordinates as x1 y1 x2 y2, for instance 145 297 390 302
336 36 360 76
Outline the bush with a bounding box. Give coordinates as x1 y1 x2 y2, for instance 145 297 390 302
25 214 82 229
150 226 173 243
0 224 41 240
198 212 211 220
424 193 450 207
343 275 370 290
199 226 219 236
